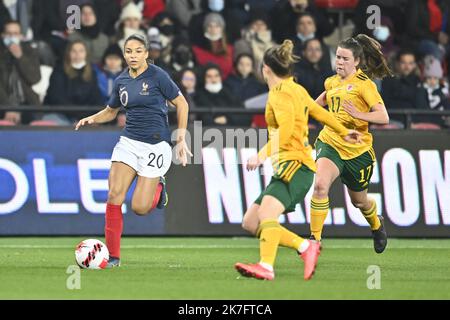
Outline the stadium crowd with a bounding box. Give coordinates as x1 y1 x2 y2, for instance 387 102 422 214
0 0 449 128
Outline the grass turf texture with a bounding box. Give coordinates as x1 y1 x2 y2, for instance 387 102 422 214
0 237 449 299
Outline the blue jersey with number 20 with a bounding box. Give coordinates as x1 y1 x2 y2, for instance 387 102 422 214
107 64 181 145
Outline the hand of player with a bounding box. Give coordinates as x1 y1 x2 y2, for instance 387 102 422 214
343 129 362 144
75 116 95 130
175 139 193 167
246 154 264 171
343 100 363 119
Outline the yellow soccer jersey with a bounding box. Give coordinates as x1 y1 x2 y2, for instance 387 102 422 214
258 77 349 172
318 69 384 159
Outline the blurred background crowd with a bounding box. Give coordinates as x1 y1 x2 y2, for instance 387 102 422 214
0 0 449 129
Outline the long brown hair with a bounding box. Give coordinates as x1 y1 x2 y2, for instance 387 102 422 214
63 40 93 82
262 39 300 77
339 34 393 79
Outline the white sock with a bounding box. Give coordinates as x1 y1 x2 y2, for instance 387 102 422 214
298 239 310 253
258 262 274 272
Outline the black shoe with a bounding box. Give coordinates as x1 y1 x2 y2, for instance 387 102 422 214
372 216 387 254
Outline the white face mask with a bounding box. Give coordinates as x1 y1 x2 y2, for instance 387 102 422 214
256 30 272 42
373 26 390 42
297 33 314 42
71 61 87 69
205 82 222 93
204 32 222 41
3 36 20 46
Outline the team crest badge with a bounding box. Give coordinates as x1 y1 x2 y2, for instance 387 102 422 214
140 82 150 95
347 85 353 91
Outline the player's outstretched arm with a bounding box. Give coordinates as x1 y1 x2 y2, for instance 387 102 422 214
75 106 120 130
309 100 362 143
343 101 389 124
315 91 327 107
171 94 193 166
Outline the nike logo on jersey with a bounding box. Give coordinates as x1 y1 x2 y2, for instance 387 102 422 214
119 86 126 92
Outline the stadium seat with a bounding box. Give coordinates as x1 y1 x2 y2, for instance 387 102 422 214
0 119 16 126
411 122 441 130
29 120 60 126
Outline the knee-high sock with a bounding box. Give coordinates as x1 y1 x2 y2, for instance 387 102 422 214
150 183 163 211
105 203 123 258
278 226 305 251
310 197 329 241
258 219 282 267
361 199 380 230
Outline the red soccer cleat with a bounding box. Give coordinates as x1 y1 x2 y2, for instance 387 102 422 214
235 262 275 280
299 240 321 280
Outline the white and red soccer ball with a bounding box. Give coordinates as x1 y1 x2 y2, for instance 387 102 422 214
75 239 109 269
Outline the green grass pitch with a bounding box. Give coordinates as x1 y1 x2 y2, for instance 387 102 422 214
0 237 449 300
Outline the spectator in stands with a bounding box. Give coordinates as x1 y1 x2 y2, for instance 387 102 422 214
94 44 125 103
195 63 248 126
115 1 147 51
370 16 399 61
67 4 109 64
146 28 169 70
417 55 450 127
169 37 195 74
189 0 243 45
150 12 179 67
0 0 33 40
0 20 41 125
165 0 202 29
234 9 275 83
92 0 121 37
192 12 234 80
31 0 91 60
294 38 333 100
381 49 429 127
177 68 198 109
271 0 333 44
291 13 332 72
225 53 267 104
44 40 103 124
404 0 450 61
142 0 166 21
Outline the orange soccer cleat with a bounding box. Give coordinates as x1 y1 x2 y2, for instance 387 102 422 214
235 262 275 281
299 240 321 280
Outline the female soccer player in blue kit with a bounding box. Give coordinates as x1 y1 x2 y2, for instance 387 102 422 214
75 34 192 267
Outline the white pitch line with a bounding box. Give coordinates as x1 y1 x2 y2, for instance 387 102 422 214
0 244 448 249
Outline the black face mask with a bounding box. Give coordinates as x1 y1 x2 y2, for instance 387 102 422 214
173 47 192 65
159 25 175 36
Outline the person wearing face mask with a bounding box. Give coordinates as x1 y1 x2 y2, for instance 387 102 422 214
192 12 234 80
0 20 41 125
150 12 180 66
67 4 109 65
44 40 103 124
291 13 332 72
189 0 242 45
169 38 195 73
371 16 398 60
195 63 246 126
115 2 147 52
234 9 275 83
272 0 333 44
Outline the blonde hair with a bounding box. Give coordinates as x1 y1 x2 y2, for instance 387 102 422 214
263 40 300 77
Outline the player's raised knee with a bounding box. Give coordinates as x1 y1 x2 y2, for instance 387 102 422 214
108 188 125 204
131 203 151 216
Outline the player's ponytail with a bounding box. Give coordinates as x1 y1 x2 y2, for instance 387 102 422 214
263 40 300 77
339 34 393 79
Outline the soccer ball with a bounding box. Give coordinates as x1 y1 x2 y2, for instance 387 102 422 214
75 239 109 269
